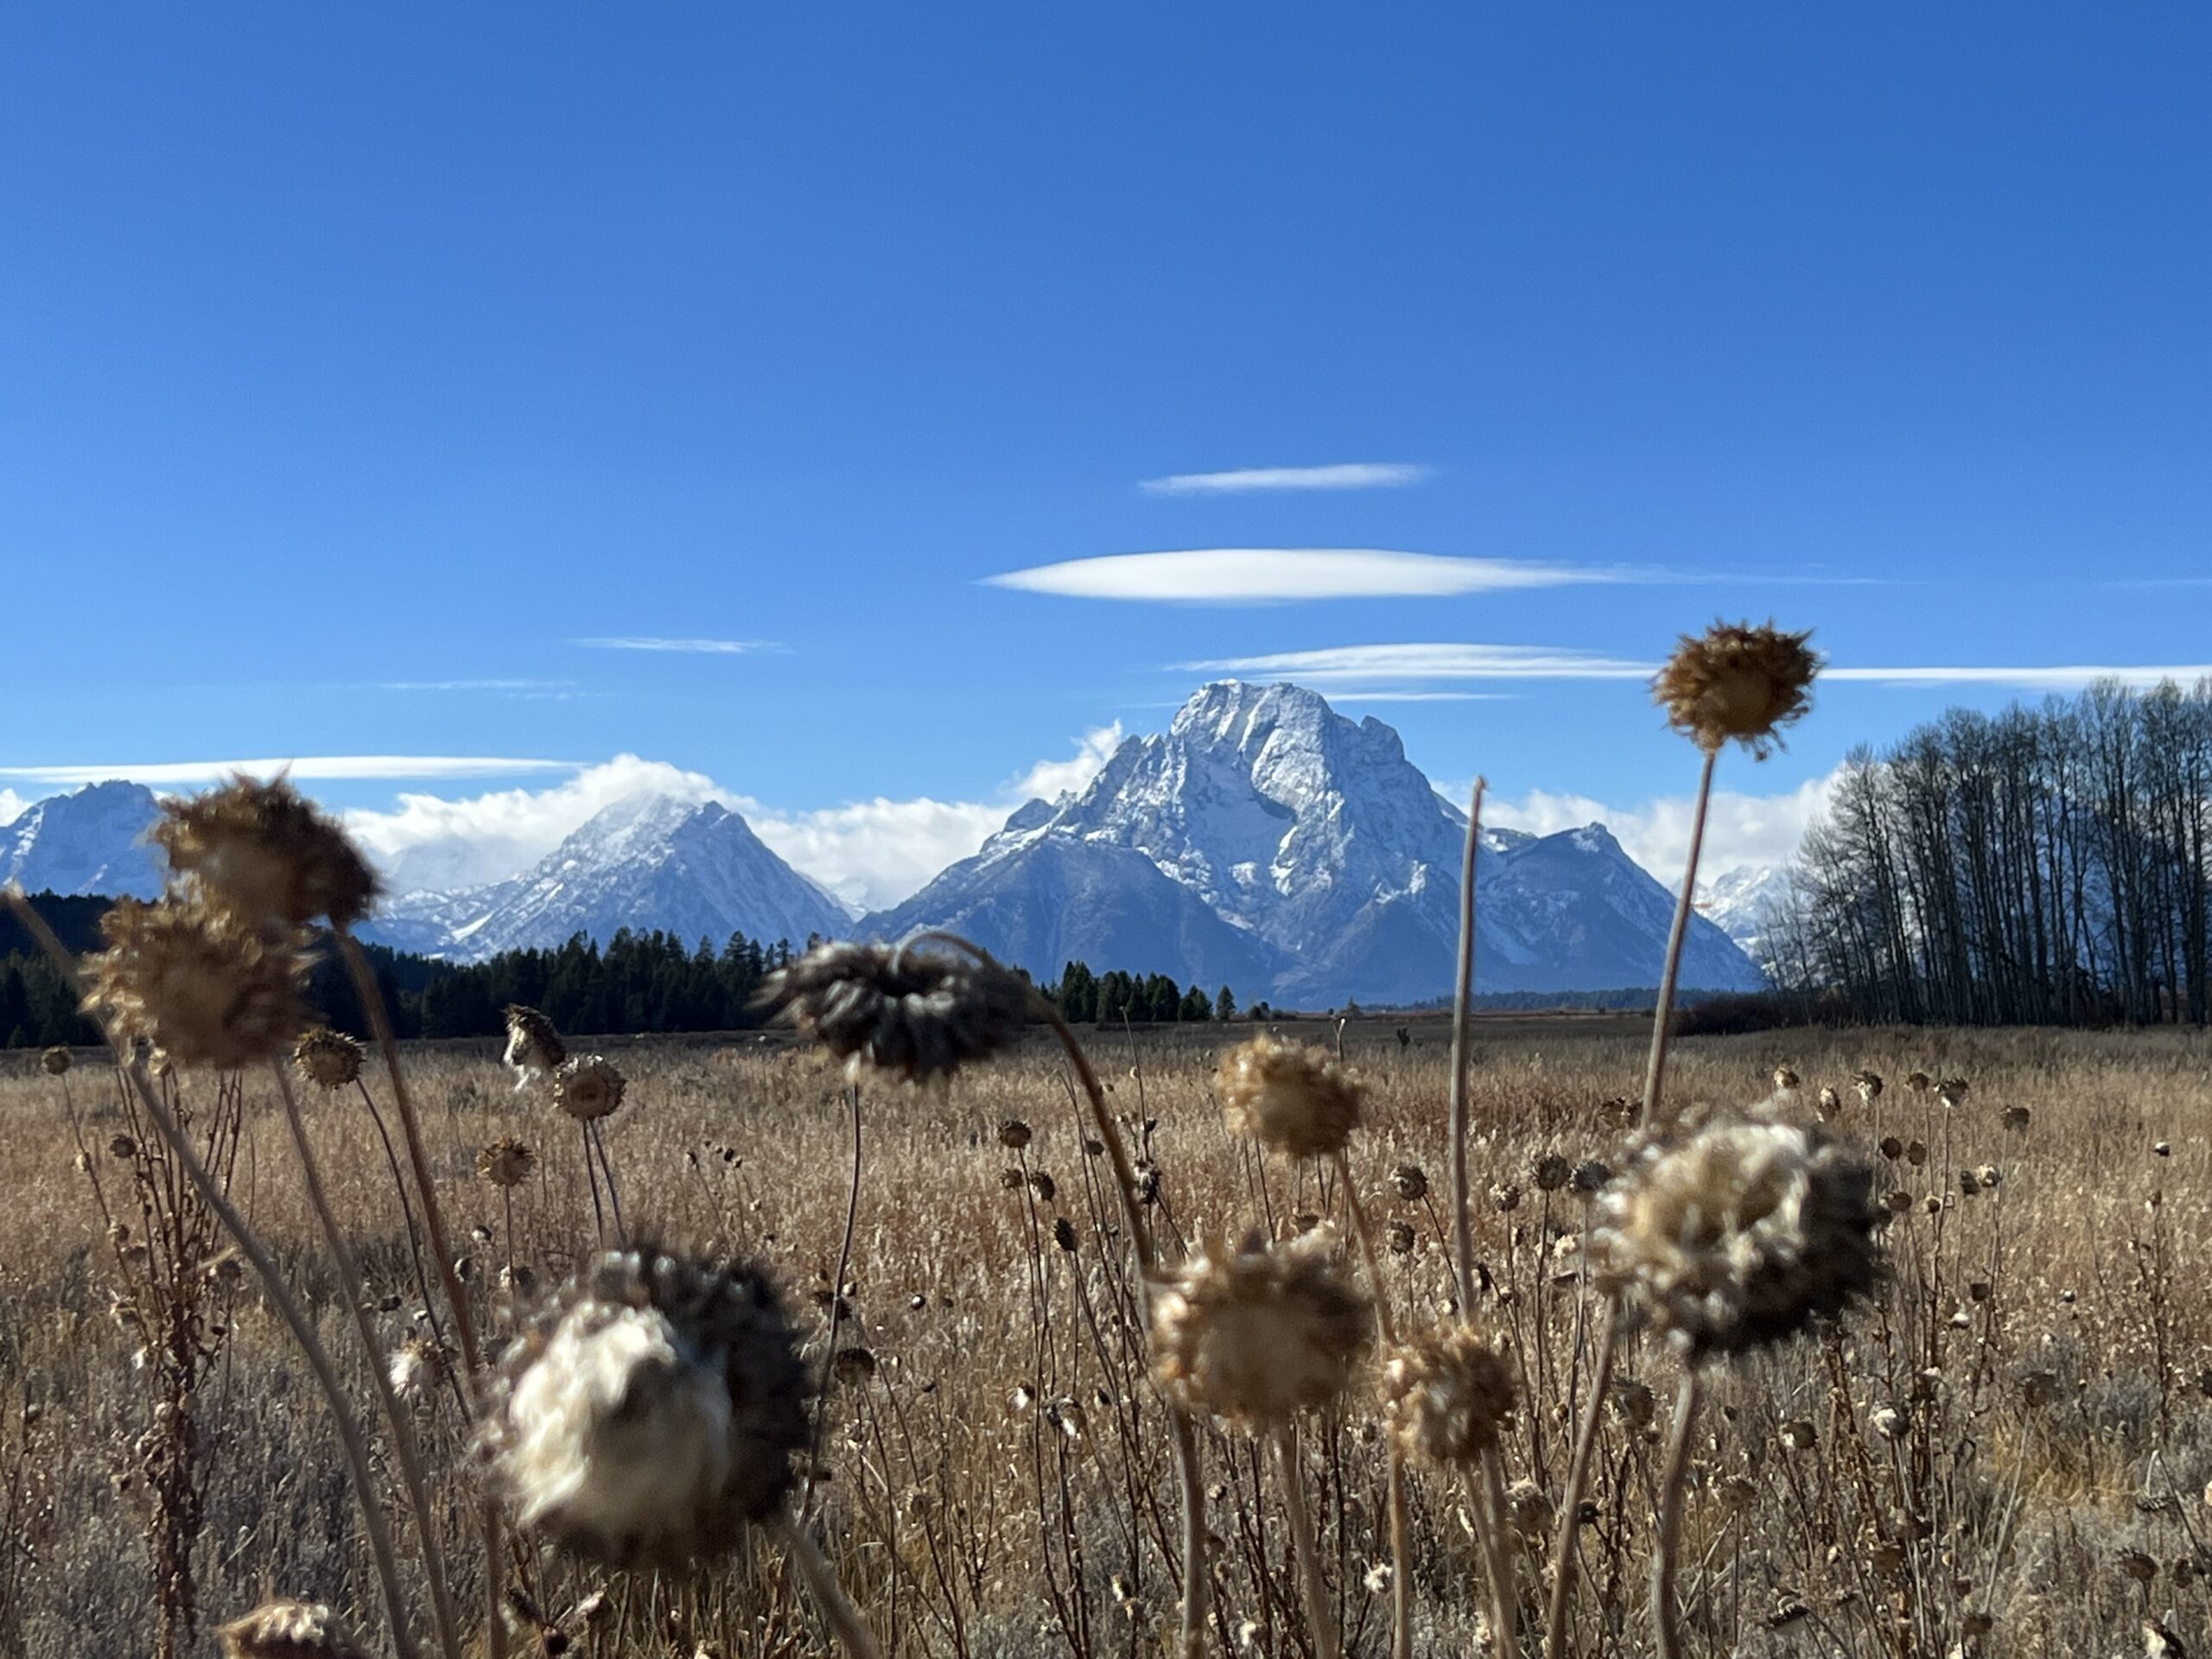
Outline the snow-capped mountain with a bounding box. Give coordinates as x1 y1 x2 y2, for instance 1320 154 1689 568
1700 864 1789 961
0 781 165 899
868 682 1764 1003
362 791 852 962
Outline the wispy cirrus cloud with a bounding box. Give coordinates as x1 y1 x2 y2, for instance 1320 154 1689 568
988 550 1633 603
383 678 583 699
1184 643 2212 693
1140 462 1430 496
572 637 778 654
0 756 577 787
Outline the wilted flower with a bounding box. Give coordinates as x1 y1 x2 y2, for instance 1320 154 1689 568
504 1004 567 1084
1382 1325 1517 1468
1150 1226 1371 1428
760 938 1029 1083
1217 1035 1365 1160
998 1118 1033 1150
1773 1066 1800 1091
217 1599 372 1659
478 1136 536 1188
82 897 308 1071
1608 1376 1656 1431
1905 1071 1931 1094
294 1027 365 1090
389 1334 449 1403
155 776 381 931
1570 1160 1614 1197
1533 1154 1572 1192
1391 1163 1429 1202
41 1046 72 1077
1491 1181 1522 1212
1504 1478 1553 1537
1815 1086 1840 1119
2002 1105 2031 1133
1386 1221 1416 1255
1052 1217 1077 1253
1595 1108 1882 1357
1853 1071 1884 1103
1652 621 1820 756
555 1055 627 1122
1936 1077 1970 1108
475 1245 809 1566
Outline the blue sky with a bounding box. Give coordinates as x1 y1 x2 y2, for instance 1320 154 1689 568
3 5 2208 905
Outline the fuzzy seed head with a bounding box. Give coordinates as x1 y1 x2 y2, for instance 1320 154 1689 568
1391 1163 1429 1202
1150 1226 1371 1428
294 1027 365 1090
82 897 308 1071
1217 1036 1365 1160
1653 621 1820 756
41 1046 72 1076
217 1599 372 1659
1595 1108 1883 1357
555 1055 627 1122
760 938 1029 1083
504 1005 567 1078
475 1245 809 1567
1382 1325 1517 1469
478 1136 536 1188
156 776 381 931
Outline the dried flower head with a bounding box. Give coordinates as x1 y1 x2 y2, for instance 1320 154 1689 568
1595 1109 1882 1358
41 1046 72 1076
1652 621 1820 756
1217 1035 1365 1160
504 1005 568 1081
217 1599 372 1659
156 776 380 931
1150 1225 1371 1428
760 938 1029 1083
1773 1065 1800 1091
1534 1154 1572 1192
555 1055 627 1122
1382 1325 1518 1468
82 897 308 1071
294 1027 365 1090
476 1244 809 1566
389 1334 451 1404
998 1118 1033 1150
2002 1105 2032 1133
1391 1163 1429 1203
1854 1070 1884 1103
478 1136 536 1187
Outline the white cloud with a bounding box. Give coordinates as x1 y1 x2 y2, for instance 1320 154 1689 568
1482 771 1842 894
0 756 575 786
383 679 583 698
988 550 1631 603
1140 463 1430 496
0 789 27 828
1826 664 2212 690
338 727 1129 912
573 637 774 654
1185 643 1653 683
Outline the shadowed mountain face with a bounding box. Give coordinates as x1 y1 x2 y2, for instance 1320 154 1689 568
867 682 1764 1004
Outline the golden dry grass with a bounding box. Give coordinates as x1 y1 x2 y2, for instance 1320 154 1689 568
3 1015 2209 1656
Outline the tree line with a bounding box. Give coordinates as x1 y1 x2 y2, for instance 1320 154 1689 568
1761 679 2212 1026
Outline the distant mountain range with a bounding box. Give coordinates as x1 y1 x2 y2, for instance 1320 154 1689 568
0 682 1769 1003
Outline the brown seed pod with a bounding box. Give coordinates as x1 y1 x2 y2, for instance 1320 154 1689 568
554 1055 627 1122
293 1027 365 1090
1651 621 1820 756
1150 1226 1371 1429
477 1136 537 1188
760 938 1030 1083
1382 1324 1517 1469
41 1046 73 1076
155 775 381 931
82 896 308 1071
1217 1034 1365 1160
1391 1163 1429 1202
216 1599 373 1658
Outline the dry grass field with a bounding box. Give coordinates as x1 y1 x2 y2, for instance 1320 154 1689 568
4 1013 2210 1658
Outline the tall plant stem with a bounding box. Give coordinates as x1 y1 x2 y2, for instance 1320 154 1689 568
803 1082 865 1527
4 889 421 1659
1541 1316 1619 1659
1652 1367 1705 1659
1447 778 1488 1315
773 1508 887 1659
273 1065 464 1659
1038 998 1211 1659
1273 1423 1340 1659
336 930 507 1659
1478 1446 1519 1657
1333 1153 1412 1659
1640 747 1718 1128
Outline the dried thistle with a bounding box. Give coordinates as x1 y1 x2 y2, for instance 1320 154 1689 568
155 775 380 931
475 1244 809 1567
294 1027 365 1090
1150 1225 1371 1429
1595 1108 1882 1357
1391 1163 1429 1202
41 1045 72 1076
82 896 308 1071
504 1005 568 1082
1381 1325 1517 1469
216 1599 373 1658
554 1055 627 1122
1652 621 1820 756
1217 1035 1365 1160
478 1136 537 1187
760 938 1029 1083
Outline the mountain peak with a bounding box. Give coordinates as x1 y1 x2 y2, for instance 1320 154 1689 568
0 779 165 899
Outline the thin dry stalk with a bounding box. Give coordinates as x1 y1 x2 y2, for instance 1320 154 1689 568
774 1509 887 1659
1638 747 1717 1128
1652 1367 1704 1659
1332 1152 1412 1659
1273 1423 1339 1659
1446 777 1486 1315
1542 1316 1619 1659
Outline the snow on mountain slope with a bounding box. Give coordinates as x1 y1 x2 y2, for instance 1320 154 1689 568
870 682 1766 1002
1700 865 1789 961
0 781 166 899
